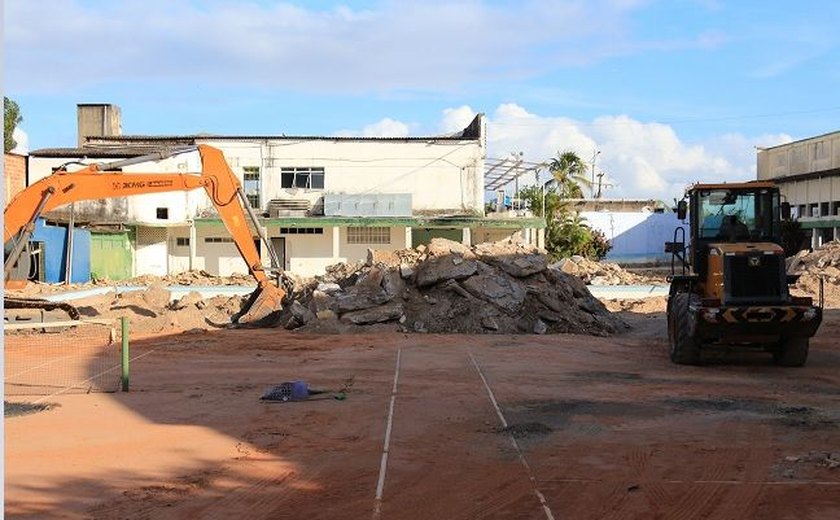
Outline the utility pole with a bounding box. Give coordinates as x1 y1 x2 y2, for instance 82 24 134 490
591 149 600 198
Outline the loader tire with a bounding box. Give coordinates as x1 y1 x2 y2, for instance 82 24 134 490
773 337 809 367
669 293 702 365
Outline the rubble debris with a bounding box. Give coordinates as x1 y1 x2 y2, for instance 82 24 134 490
551 256 660 285
6 237 642 336
786 241 840 306
272 238 628 336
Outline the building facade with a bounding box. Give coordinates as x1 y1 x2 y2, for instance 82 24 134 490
27 104 543 279
757 131 840 248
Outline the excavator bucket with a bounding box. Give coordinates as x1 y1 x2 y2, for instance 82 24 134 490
233 283 287 326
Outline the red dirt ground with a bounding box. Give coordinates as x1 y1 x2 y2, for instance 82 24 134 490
6 308 840 519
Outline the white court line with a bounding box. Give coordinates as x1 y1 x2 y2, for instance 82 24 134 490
32 349 157 405
469 350 556 520
372 347 402 520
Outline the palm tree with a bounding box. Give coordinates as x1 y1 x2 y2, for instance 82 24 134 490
548 150 592 198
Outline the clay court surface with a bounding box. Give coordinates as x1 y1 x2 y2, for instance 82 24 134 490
5 309 840 519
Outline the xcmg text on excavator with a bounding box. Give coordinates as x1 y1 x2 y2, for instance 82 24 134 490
4 145 286 326
666 181 822 366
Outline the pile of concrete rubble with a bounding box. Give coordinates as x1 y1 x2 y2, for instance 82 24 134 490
787 241 840 282
786 241 840 306
15 239 639 336
273 238 628 336
552 255 659 285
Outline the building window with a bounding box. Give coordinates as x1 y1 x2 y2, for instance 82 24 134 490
279 227 323 235
243 166 261 209
347 227 390 245
156 207 169 219
175 237 190 247
204 237 235 243
281 167 325 190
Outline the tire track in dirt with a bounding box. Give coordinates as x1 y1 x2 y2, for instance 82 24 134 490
626 445 672 520
657 417 772 520
190 456 328 520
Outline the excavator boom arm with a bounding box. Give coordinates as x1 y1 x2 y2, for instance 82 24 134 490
4 145 284 325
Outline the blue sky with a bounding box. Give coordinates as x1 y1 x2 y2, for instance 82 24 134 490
5 0 839 199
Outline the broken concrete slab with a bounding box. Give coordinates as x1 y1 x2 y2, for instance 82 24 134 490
341 302 404 325
461 272 526 313
415 255 478 288
289 300 316 325
426 238 476 259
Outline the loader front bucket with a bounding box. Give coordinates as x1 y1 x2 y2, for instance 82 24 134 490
233 283 286 326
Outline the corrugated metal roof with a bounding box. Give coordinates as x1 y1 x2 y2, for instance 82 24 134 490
30 144 189 158
87 133 476 143
79 113 484 144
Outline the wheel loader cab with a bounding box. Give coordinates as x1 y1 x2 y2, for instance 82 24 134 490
689 186 782 282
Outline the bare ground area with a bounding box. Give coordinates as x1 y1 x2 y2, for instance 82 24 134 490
6 307 840 519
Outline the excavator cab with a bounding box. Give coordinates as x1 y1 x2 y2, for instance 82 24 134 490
4 146 287 326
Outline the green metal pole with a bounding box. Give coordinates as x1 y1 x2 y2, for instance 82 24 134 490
121 317 130 392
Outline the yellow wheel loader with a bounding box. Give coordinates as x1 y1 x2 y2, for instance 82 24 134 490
666 182 822 366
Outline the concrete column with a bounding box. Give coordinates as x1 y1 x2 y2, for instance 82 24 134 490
189 220 196 271
834 227 839 241
332 226 340 260
405 227 412 248
461 227 472 246
811 229 819 249
537 228 545 249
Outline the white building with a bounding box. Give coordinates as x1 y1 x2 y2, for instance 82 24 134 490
28 104 544 278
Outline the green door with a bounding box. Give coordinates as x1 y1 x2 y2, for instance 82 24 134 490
90 231 133 281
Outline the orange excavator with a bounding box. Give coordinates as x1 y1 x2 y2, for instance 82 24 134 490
4 145 286 325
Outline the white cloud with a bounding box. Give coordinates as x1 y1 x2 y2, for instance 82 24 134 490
334 118 410 137
11 127 29 154
4 0 703 94
482 104 791 200
439 106 477 134
306 102 794 202
361 118 410 138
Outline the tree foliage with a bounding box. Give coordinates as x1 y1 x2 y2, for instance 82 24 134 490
518 184 612 260
5 97 22 153
781 218 807 257
548 150 592 198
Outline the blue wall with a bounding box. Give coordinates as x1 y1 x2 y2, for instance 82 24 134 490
582 211 682 265
31 219 91 283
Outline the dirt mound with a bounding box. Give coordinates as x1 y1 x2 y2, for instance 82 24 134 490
271 238 629 336
71 287 247 334
7 270 256 299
